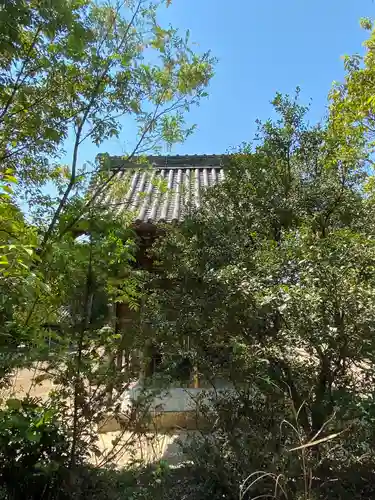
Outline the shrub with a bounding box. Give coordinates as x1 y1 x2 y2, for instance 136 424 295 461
179 388 375 500
0 397 70 499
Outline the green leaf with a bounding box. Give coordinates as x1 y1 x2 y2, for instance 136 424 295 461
6 398 22 410
26 430 41 443
129 100 140 114
3 175 17 183
44 128 60 142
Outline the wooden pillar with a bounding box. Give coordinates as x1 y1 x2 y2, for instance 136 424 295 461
117 303 140 377
192 365 199 388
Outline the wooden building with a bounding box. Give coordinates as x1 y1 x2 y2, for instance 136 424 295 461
97 154 228 431
101 154 225 372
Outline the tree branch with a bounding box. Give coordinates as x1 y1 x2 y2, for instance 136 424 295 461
39 0 144 252
0 25 43 122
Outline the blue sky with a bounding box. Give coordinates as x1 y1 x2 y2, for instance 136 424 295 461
71 0 374 166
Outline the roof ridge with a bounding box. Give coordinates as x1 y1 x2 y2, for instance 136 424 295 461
105 154 227 170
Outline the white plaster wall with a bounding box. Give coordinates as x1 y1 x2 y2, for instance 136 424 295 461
121 382 235 413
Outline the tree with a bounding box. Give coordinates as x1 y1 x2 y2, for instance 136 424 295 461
0 0 214 228
0 0 214 358
143 92 375 497
329 17 375 173
0 169 39 383
0 0 215 478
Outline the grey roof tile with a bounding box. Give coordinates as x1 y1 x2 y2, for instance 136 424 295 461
99 155 225 225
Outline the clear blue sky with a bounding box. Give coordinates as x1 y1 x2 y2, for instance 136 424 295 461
71 0 374 166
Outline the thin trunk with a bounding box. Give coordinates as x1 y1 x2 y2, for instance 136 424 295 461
69 232 93 468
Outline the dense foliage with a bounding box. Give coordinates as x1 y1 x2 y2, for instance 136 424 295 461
143 71 375 500
0 0 214 497
2 2 375 499
0 398 71 498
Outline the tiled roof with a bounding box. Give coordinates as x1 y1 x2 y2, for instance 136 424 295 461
99 155 225 225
